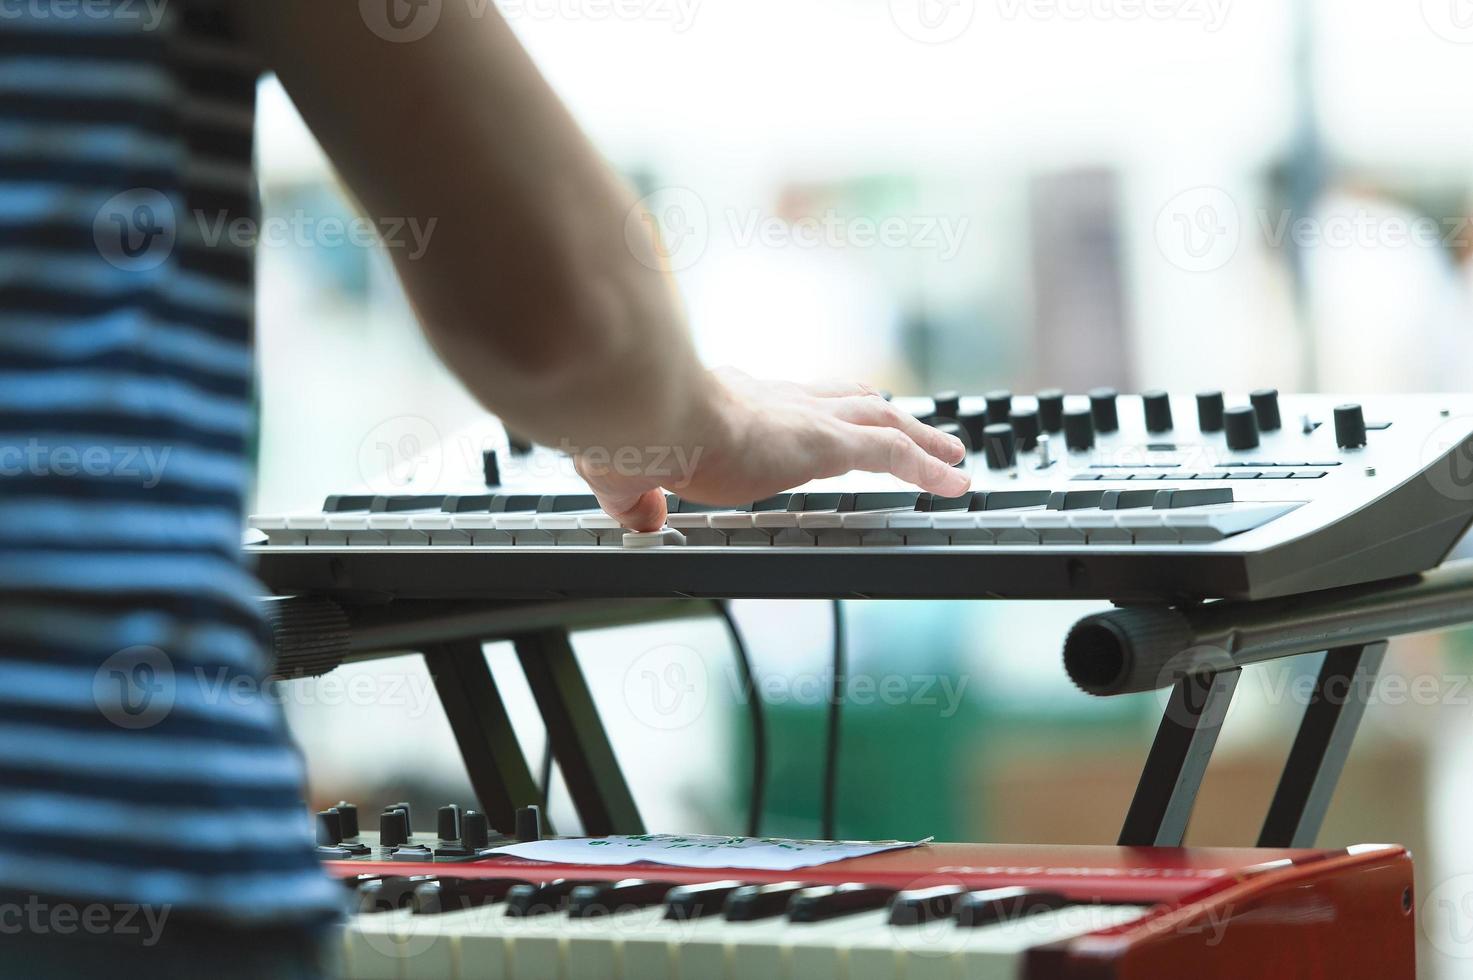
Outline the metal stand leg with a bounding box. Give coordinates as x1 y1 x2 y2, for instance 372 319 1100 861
514 628 644 835
1258 641 1387 848
423 641 544 834
1119 669 1241 847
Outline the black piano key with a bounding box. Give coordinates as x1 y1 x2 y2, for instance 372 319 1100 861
752 495 797 512
663 880 747 921
505 879 598 918
793 493 853 513
358 875 438 914
443 495 497 514
323 495 376 513
845 492 923 512
888 885 968 926
1047 490 1106 511
668 497 733 514
916 492 975 512
1099 489 1165 511
787 884 897 923
567 879 678 919
371 495 449 513
955 887 1070 928
411 878 529 916
344 873 386 892
972 490 1052 511
1153 487 1234 510
723 882 811 921
493 495 544 513
538 494 601 514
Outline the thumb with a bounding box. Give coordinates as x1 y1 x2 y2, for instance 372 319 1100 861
596 487 669 533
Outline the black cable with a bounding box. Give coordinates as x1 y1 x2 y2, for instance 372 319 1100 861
717 601 766 838
821 600 845 841
538 741 553 809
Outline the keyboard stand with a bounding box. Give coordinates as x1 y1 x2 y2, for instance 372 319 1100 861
264 596 714 836
1091 559 1473 848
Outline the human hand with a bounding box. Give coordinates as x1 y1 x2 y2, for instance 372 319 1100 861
575 367 971 532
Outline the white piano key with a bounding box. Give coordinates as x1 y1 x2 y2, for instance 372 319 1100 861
1067 512 1133 545
1162 502 1299 543
667 514 725 547
710 513 772 546
1115 511 1176 544
624 528 689 549
247 514 307 546
1022 512 1086 545
578 514 628 547
932 512 992 546
368 514 432 546
885 513 947 546
410 513 473 546
536 514 600 547
978 514 1038 546
344 909 416 980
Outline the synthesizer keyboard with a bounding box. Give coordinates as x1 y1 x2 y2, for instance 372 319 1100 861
248 391 1473 602
324 832 1412 979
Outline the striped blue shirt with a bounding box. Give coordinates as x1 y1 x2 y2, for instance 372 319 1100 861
0 1 342 923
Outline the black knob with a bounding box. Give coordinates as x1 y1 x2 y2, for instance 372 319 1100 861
983 424 1017 470
437 804 463 842
380 807 411 847
932 391 961 420
1036 389 1065 433
335 802 360 839
1197 391 1225 432
483 449 502 487
1251 389 1282 432
507 432 533 456
959 411 988 452
1224 405 1260 451
1335 404 1368 449
1063 409 1095 452
516 805 542 843
1142 390 1174 434
316 809 343 847
462 811 491 851
935 423 968 467
985 391 1013 426
1089 388 1119 433
1009 410 1041 452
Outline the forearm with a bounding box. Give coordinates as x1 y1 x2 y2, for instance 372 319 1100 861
233 0 712 451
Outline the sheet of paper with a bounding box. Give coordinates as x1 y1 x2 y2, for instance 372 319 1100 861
484 834 931 871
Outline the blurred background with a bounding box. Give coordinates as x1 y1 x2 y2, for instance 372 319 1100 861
248 1 1473 974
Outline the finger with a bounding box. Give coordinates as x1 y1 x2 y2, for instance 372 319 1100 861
829 396 967 464
800 378 883 399
844 427 972 498
593 486 669 533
